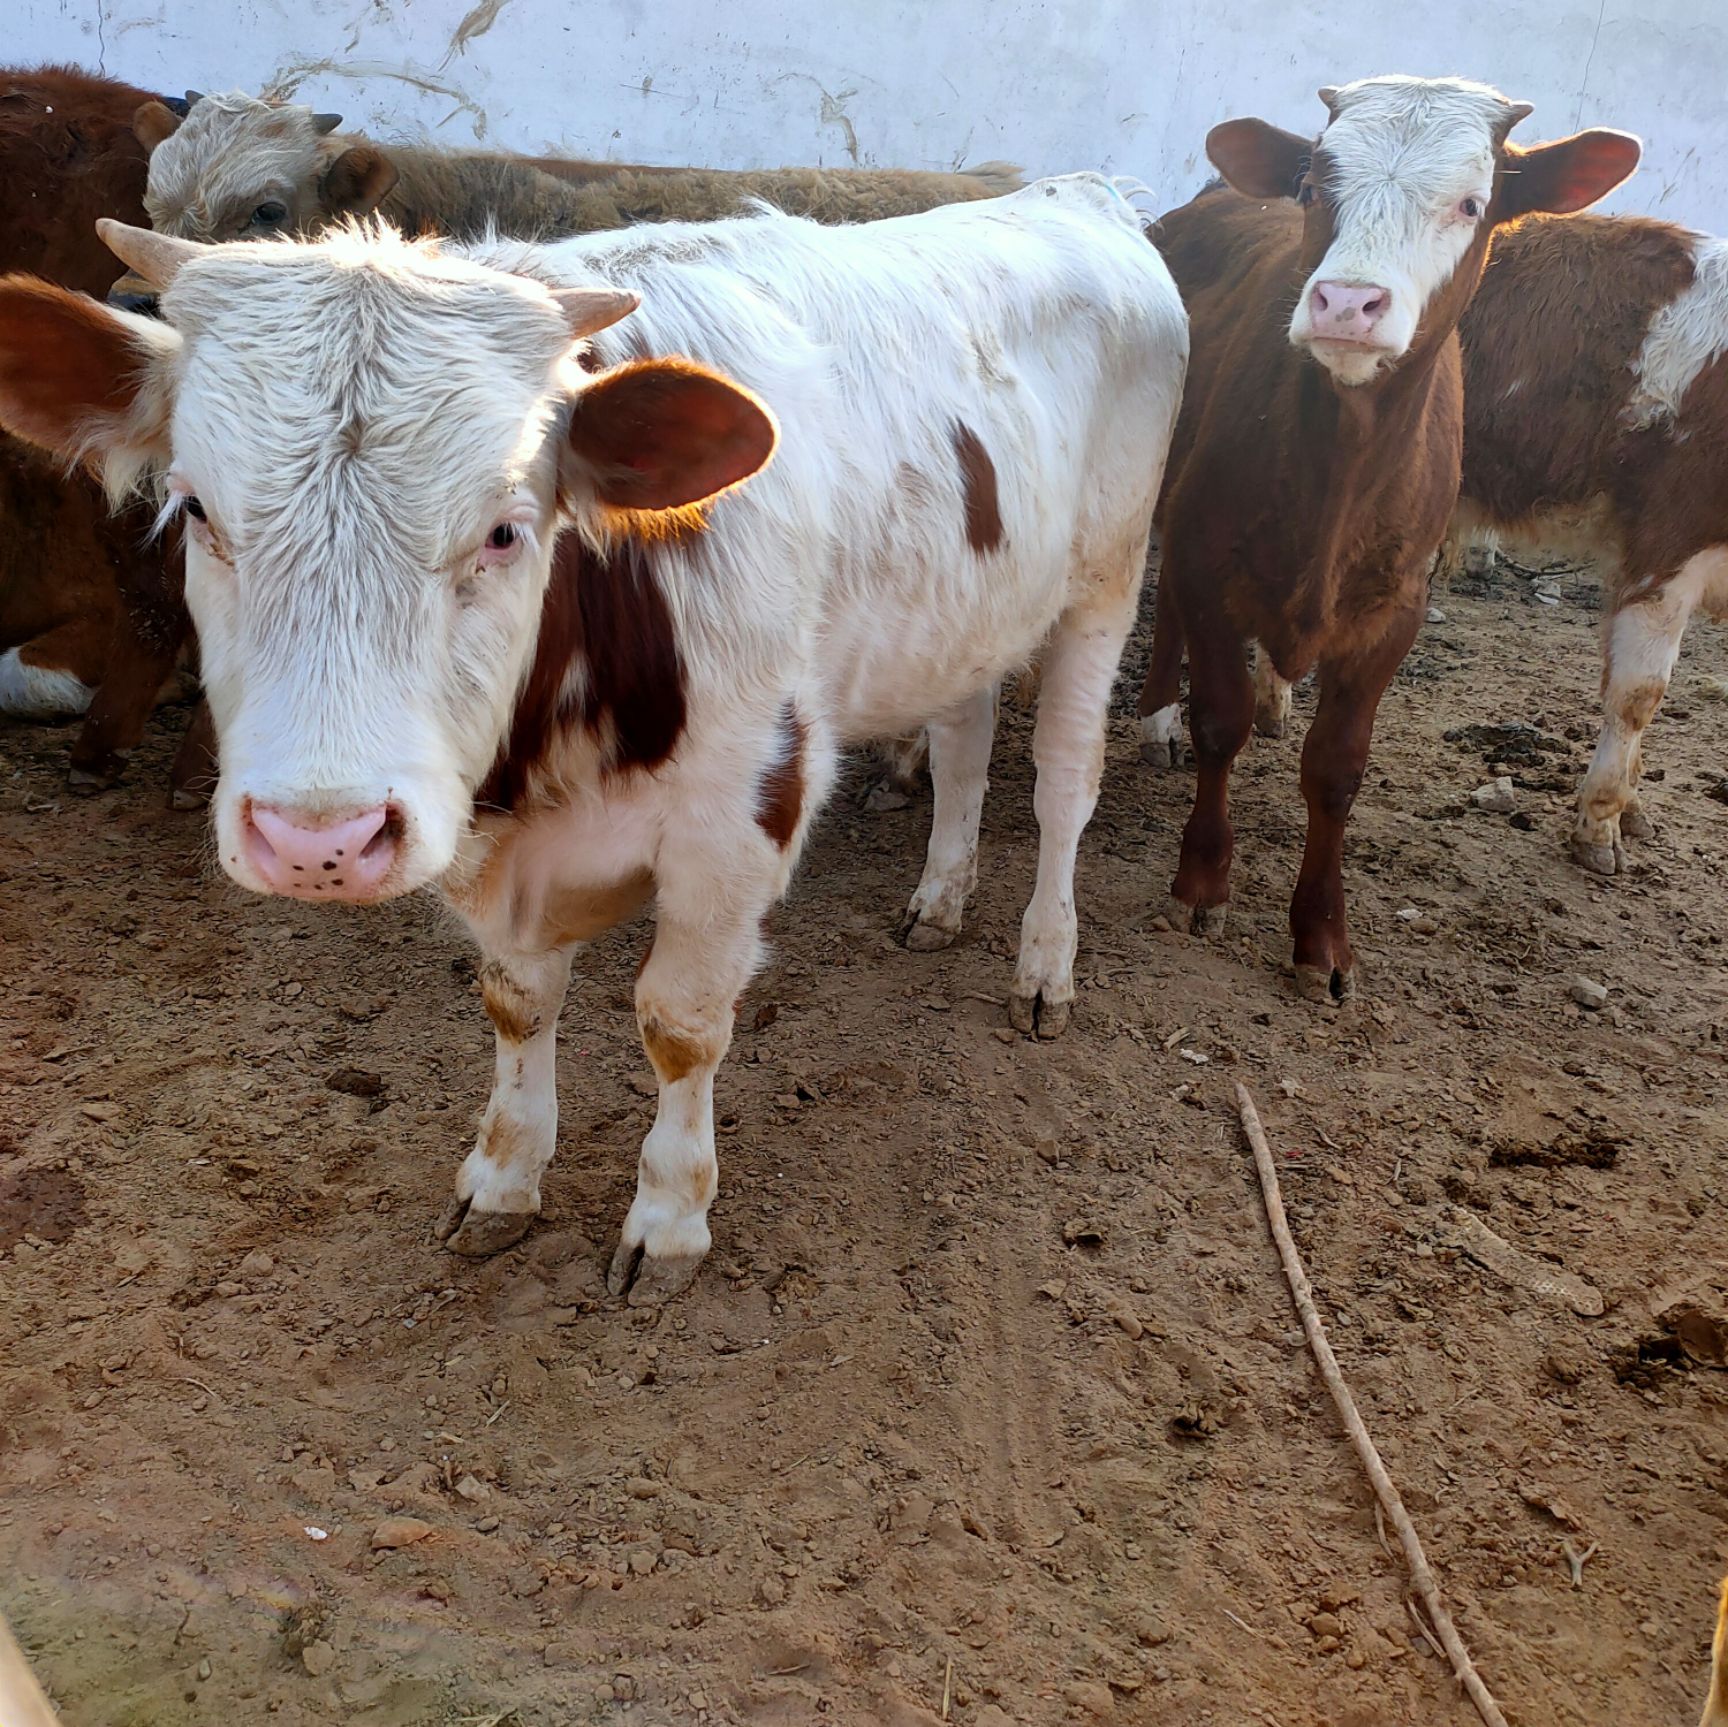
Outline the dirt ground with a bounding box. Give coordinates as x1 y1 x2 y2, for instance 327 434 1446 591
3 552 1727 1727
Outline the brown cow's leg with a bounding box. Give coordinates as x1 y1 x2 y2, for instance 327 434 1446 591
1289 604 1422 1002
3 616 108 718
168 699 218 810
1137 563 1186 767
1167 590 1252 935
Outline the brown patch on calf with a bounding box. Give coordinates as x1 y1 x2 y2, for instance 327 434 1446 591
480 963 542 1044
952 421 1004 554
639 1012 713 1085
754 701 808 849
476 532 687 812
1615 678 1667 733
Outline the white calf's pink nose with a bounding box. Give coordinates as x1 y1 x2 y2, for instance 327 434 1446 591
244 803 398 899
1308 281 1390 341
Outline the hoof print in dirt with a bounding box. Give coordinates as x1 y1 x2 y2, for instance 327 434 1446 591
435 1198 536 1258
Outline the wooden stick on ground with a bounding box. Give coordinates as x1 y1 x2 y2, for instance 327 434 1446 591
0 1611 59 1727
1236 1081 1510 1727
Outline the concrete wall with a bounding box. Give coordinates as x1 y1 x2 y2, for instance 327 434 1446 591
15 0 1728 230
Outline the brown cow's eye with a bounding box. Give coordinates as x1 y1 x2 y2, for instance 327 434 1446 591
184 496 207 521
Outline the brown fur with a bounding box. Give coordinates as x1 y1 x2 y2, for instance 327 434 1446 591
638 1011 714 1086
754 701 808 849
952 420 1004 554
1704 1576 1728 1727
1458 213 1728 591
475 531 688 814
479 961 542 1043
540 870 654 948
0 66 194 796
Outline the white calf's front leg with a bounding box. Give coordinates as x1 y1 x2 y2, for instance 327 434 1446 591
1573 563 1708 875
1251 642 1293 740
1011 558 1144 1039
899 684 998 951
437 946 574 1257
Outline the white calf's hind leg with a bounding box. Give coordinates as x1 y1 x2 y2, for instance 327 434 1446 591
899 684 998 951
1251 643 1293 740
1012 556 1144 1039
1573 560 1716 875
438 946 574 1256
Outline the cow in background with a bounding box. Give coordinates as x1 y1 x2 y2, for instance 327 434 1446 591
1142 76 1637 1001
0 177 1185 1297
0 66 205 797
1450 212 1728 875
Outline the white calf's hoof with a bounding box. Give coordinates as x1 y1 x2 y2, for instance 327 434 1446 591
1139 704 1183 768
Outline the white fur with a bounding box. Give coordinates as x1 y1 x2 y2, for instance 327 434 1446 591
1288 76 1509 385
69 177 1187 1282
0 649 94 717
1624 236 1728 429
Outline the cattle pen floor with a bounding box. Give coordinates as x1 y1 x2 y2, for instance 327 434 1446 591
3 556 1727 1727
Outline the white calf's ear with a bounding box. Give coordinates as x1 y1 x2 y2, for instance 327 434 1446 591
97 219 203 289
567 357 777 513
0 276 179 494
551 286 641 342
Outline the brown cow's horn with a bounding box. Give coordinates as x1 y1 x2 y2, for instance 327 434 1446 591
551 286 641 340
97 220 204 290
312 112 344 134
1317 85 1340 109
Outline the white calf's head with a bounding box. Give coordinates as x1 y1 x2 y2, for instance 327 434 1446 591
0 221 775 902
1207 75 1641 386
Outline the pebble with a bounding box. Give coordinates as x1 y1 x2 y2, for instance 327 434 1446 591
454 1474 492 1502
475 1516 501 1534
1111 1308 1144 1341
1308 1612 1343 1640
215 1281 241 1298
238 1250 274 1279
196 1658 212 1681
370 1516 433 1550
1426 605 1447 624
1571 976 1609 1011
300 1640 336 1678
1062 1680 1115 1718
1469 776 1517 814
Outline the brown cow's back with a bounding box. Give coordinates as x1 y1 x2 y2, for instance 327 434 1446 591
1459 213 1698 528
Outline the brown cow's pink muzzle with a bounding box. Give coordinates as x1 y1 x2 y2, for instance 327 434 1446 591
244 803 398 900
1307 281 1390 343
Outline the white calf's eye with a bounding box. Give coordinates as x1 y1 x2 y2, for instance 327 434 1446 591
1459 196 1483 220
185 496 207 521
487 523 517 550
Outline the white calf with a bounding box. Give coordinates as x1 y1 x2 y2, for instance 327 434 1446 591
0 176 1186 1299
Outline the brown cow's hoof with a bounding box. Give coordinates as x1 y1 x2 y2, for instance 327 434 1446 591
1166 896 1228 939
1293 962 1355 1005
1008 987 1071 1040
66 764 119 795
435 1197 536 1257
606 1238 705 1306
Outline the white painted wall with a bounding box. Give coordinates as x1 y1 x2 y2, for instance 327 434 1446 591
16 0 1728 230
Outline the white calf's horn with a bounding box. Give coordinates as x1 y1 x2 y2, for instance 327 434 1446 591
551 286 641 341
96 220 204 290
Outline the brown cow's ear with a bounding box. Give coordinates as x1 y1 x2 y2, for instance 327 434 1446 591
0 276 178 487
1498 129 1642 218
1206 119 1314 201
321 144 400 216
133 100 183 152
567 357 777 513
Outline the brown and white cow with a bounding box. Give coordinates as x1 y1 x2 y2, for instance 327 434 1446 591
1136 75 1637 1000
1449 212 1728 875
0 66 204 795
0 178 1186 1298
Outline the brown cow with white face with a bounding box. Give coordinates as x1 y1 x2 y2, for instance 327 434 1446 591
1136 74 1638 1001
